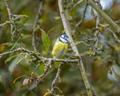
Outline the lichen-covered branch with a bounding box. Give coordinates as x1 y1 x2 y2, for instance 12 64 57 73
58 0 93 96
4 0 15 41
0 48 79 63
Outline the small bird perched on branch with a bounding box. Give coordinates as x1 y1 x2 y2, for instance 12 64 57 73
52 33 69 58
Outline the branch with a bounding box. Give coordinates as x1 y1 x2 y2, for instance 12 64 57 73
106 28 120 43
74 1 88 29
4 0 13 34
0 15 27 27
69 0 84 12
58 0 93 96
0 48 78 63
4 0 16 41
58 0 80 56
0 21 11 27
51 63 62 95
32 1 44 51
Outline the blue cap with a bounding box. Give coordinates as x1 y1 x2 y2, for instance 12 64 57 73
59 34 69 43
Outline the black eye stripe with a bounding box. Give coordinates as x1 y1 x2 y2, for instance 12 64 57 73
61 35 68 40
61 37 67 40
59 34 69 43
61 37 68 41
59 37 69 43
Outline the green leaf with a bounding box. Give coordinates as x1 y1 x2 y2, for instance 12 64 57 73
41 30 51 55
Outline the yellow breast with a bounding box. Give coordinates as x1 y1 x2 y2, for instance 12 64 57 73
52 40 68 57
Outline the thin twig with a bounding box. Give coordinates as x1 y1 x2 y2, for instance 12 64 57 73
0 15 27 27
69 0 84 12
4 0 13 34
28 59 53 91
4 0 17 41
51 63 62 95
39 59 52 79
32 1 44 51
107 28 120 43
75 1 88 28
0 21 11 27
28 68 53 91
93 0 101 54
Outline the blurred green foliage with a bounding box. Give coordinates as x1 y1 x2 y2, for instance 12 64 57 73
0 0 120 96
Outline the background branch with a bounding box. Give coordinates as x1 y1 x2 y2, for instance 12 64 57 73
32 0 44 51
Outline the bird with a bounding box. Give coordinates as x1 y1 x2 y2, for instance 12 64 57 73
51 33 69 58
